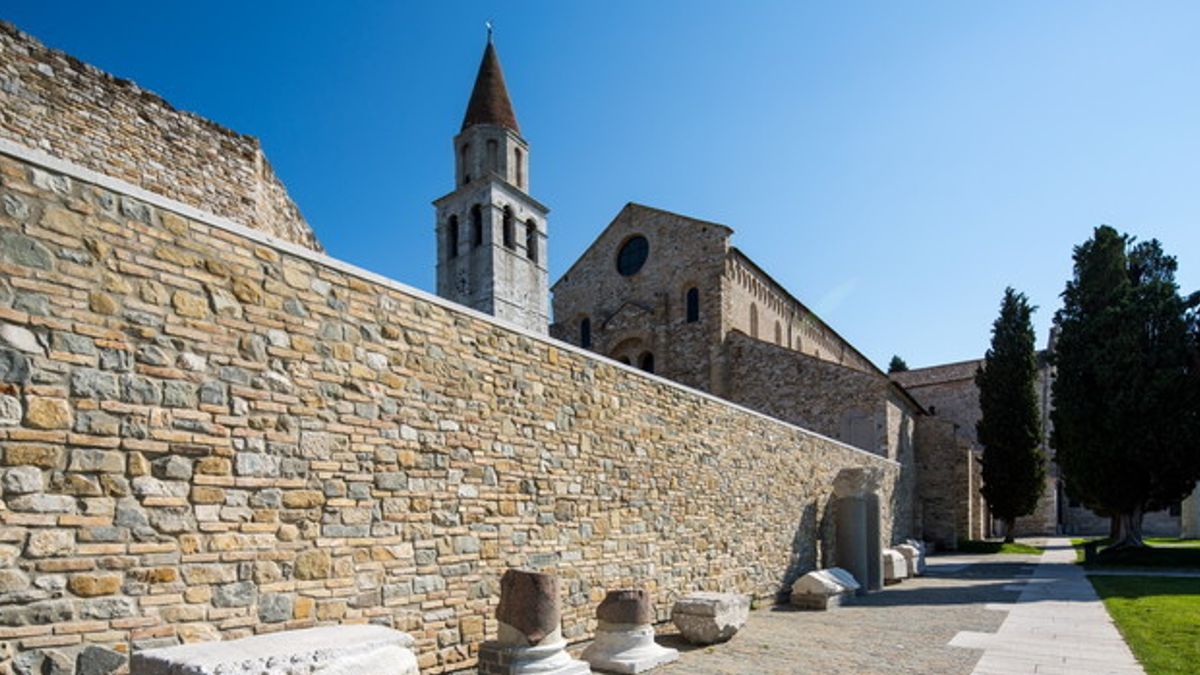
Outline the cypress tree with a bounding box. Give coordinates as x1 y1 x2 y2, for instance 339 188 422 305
888 355 909 373
976 288 1045 543
1051 226 1200 549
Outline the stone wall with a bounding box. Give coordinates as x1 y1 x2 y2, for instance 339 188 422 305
0 145 904 674
0 21 320 251
723 332 917 543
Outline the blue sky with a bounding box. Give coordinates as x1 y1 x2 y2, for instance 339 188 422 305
6 2 1198 368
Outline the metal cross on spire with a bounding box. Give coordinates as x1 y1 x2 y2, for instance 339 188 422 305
485 20 494 44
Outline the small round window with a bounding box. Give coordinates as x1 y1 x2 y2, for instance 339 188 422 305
616 235 649 276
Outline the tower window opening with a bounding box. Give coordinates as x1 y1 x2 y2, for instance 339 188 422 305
471 204 483 247
525 219 538 262
487 139 499 172
461 144 470 184
639 352 655 374
515 147 524 187
447 215 459 259
750 303 758 338
502 207 515 249
580 318 591 349
685 287 699 323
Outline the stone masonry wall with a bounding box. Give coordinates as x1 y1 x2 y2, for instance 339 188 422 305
0 21 320 251
724 332 916 543
0 146 903 674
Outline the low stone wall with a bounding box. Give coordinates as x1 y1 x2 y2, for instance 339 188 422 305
0 21 319 251
0 144 903 673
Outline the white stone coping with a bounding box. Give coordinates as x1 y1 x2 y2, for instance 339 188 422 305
0 136 899 468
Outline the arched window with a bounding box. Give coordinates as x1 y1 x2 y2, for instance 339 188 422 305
471 205 484 247
461 144 471 184
447 215 459 259
486 139 499 172
750 303 758 338
775 321 782 345
685 287 699 323
639 352 655 374
525 219 538 261
502 207 515 249
580 318 591 349
514 147 524 188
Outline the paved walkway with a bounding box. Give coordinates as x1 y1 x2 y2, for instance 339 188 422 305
599 540 1150 674
953 537 1144 675
649 553 1037 674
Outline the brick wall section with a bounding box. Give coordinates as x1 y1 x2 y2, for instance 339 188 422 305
0 148 903 674
0 21 320 252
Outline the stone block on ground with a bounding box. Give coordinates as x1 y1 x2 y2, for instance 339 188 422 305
894 544 921 576
904 539 928 574
882 549 908 584
582 589 678 673
128 624 418 675
669 592 749 645
789 567 860 610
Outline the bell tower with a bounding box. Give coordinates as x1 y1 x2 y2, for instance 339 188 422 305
434 32 549 333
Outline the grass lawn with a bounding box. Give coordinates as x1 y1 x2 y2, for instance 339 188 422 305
956 540 1042 555
1089 576 1200 675
1072 538 1200 569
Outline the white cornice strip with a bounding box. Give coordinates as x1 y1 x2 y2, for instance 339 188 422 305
0 136 899 468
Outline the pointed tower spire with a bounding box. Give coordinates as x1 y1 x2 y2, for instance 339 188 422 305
461 35 521 134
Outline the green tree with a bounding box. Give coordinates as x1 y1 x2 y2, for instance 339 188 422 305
887 355 909 373
1051 226 1200 549
976 288 1045 543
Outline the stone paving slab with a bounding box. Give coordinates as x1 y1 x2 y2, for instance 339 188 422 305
961 537 1144 675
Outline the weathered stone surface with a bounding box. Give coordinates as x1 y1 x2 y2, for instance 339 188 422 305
130 625 417 675
0 349 31 383
212 581 256 608
3 466 43 494
0 323 41 353
293 550 331 580
0 394 21 425
23 397 71 429
68 573 122 597
0 231 53 270
596 588 655 626
670 592 749 645
76 645 127 675
71 369 119 399
496 568 561 646
790 568 860 610
26 530 74 558
883 549 908 584
895 544 921 577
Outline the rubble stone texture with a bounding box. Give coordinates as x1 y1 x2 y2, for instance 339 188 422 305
669 592 749 645
0 22 320 251
0 147 904 673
